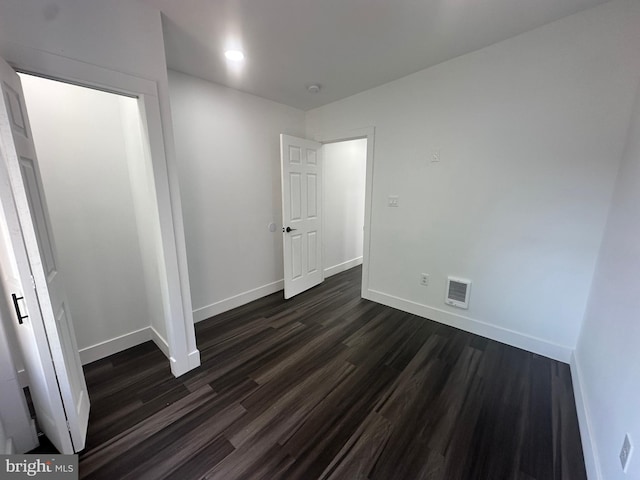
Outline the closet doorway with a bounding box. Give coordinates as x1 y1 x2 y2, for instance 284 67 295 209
17 74 168 367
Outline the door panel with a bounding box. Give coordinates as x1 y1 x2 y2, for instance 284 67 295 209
288 145 301 165
0 213 65 452
56 303 86 412
307 231 318 273
306 148 317 165
3 82 27 137
0 129 73 455
307 174 317 218
18 157 57 277
0 56 89 453
280 134 323 299
291 234 303 279
289 173 302 220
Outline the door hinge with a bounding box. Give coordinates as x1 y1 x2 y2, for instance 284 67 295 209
30 275 36 289
66 420 71 431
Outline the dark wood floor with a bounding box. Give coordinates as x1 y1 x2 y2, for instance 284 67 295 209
78 266 586 479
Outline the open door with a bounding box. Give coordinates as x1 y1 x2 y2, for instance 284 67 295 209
280 134 323 299
0 57 89 453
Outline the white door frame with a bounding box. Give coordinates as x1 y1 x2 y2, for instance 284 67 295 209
311 127 375 299
1 49 199 377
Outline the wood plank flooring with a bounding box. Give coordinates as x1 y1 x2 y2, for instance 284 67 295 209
78 266 587 479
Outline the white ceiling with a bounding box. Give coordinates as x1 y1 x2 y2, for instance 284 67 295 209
142 0 609 111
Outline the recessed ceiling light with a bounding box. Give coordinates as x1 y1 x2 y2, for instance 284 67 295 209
307 84 321 93
224 50 245 62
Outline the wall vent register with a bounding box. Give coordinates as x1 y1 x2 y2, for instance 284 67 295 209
446 277 471 309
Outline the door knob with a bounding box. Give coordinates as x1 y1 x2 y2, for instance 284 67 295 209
283 226 297 233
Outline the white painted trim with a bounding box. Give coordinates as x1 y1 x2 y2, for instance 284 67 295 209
78 326 175 366
193 280 284 323
366 289 572 362
137 93 199 378
78 327 152 365
187 349 201 370
150 326 170 359
312 127 375 301
158 331 201 371
570 352 602 480
324 257 363 278
3 43 157 98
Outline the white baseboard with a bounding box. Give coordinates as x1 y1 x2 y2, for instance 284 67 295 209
193 279 284 322
365 289 572 362
187 349 201 370
150 326 170 359
78 327 154 365
570 352 601 480
324 257 363 278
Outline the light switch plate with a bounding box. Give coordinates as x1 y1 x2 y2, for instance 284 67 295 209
388 195 399 207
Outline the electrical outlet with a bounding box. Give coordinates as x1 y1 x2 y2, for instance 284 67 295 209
431 149 441 162
620 434 633 472
388 195 399 207
420 273 429 286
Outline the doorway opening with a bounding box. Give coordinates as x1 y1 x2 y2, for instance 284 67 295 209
15 73 169 367
322 138 367 280
280 129 374 301
0 73 172 452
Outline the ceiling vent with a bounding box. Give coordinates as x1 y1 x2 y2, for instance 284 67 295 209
446 277 471 309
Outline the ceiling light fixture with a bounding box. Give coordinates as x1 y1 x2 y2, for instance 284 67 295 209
307 84 321 93
224 50 245 62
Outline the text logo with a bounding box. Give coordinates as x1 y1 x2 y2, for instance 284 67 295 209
1 455 77 479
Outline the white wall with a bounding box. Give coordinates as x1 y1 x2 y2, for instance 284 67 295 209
119 98 167 343
323 139 366 277
168 70 305 321
19 75 153 359
306 0 640 361
573 81 640 480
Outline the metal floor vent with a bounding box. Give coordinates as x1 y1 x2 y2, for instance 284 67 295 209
446 277 471 309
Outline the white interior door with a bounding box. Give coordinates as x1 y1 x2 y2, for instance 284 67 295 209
280 134 323 299
0 57 89 453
